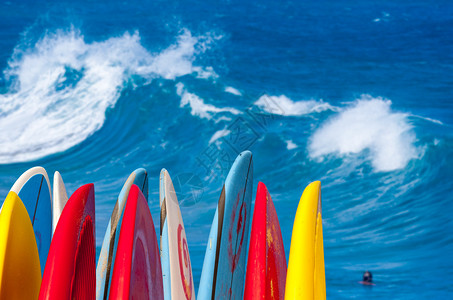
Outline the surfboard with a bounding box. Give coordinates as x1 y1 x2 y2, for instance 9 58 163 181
244 182 286 300
109 184 163 299
0 192 41 299
285 181 325 300
10 166 52 272
159 169 195 300
52 171 68 235
198 150 253 300
96 168 148 300
39 184 96 299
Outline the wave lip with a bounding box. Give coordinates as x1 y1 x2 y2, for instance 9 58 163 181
308 96 419 172
254 94 335 116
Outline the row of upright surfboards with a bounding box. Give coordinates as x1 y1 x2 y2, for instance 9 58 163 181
0 150 325 299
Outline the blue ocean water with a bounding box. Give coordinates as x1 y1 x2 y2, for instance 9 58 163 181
1 0 452 298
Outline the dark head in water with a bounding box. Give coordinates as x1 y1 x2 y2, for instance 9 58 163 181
363 271 372 283
359 271 375 286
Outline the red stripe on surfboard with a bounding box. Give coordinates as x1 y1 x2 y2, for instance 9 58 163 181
178 223 193 300
227 195 247 274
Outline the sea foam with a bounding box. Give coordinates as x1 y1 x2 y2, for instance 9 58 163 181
286 140 298 150
176 83 240 120
209 129 231 144
254 94 334 116
224 86 242 96
0 28 213 163
308 96 419 172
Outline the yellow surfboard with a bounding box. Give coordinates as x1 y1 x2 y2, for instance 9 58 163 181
0 192 41 299
285 181 326 300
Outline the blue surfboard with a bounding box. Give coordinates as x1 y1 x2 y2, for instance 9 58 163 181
198 151 253 300
95 168 148 300
10 166 52 275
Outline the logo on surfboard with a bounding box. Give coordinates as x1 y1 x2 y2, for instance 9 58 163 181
177 224 193 300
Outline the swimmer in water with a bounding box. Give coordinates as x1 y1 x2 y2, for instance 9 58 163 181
359 271 375 286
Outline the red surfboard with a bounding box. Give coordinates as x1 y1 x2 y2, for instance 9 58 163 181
244 182 287 300
39 184 95 300
109 184 164 300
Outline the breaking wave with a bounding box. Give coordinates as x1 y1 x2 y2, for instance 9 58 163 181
0 28 214 163
308 96 420 172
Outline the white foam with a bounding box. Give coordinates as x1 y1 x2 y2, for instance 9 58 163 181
209 129 230 144
0 28 214 163
214 116 232 123
286 140 298 150
373 12 390 23
176 83 240 120
254 94 335 116
308 96 419 172
144 29 216 80
194 66 219 80
410 114 443 125
225 86 242 96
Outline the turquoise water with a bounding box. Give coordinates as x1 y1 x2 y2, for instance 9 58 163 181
0 1 452 298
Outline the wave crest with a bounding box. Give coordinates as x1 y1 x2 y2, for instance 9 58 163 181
176 83 240 120
0 28 213 163
308 96 419 172
254 94 335 116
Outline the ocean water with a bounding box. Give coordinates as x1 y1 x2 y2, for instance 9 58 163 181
1 0 452 298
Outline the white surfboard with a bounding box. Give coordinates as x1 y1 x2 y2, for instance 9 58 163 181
52 171 69 235
160 169 195 300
